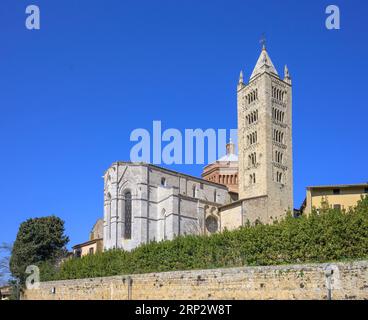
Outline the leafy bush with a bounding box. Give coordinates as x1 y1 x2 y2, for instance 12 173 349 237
40 196 368 281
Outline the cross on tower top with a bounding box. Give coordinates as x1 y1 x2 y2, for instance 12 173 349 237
260 34 266 50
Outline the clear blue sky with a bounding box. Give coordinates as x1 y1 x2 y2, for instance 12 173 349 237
0 0 367 249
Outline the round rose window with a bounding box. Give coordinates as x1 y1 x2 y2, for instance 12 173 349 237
205 216 218 233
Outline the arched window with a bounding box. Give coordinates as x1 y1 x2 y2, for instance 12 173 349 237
276 172 283 183
275 151 283 163
249 173 256 185
124 191 132 239
161 177 166 186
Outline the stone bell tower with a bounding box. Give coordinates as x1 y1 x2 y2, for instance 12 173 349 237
237 44 293 222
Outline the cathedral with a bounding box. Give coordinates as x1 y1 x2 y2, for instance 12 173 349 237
103 45 293 251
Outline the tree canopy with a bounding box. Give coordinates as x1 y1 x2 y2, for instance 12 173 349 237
10 216 69 284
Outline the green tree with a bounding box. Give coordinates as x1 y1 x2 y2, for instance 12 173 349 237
10 216 69 284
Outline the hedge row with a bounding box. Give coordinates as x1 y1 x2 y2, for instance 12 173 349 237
40 196 368 281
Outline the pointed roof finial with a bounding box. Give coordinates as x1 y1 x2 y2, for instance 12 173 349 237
238 70 244 84
284 65 290 78
284 65 292 84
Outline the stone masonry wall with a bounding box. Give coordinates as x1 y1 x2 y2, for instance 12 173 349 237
22 261 368 300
